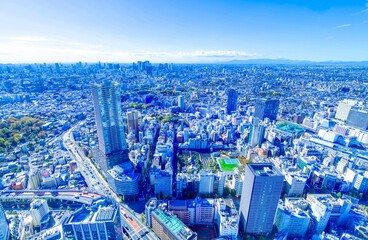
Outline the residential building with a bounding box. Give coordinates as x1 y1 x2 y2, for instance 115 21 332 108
30 199 50 227
151 207 197 240
215 198 239 238
91 81 128 172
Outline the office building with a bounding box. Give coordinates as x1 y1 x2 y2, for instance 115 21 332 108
239 163 284 235
28 168 42 190
285 173 307 196
107 164 140 196
127 110 139 135
30 199 50 227
274 199 310 237
178 95 185 111
248 119 266 148
151 207 197 240
353 172 368 193
346 108 368 130
91 81 128 172
226 88 238 115
254 98 280 121
63 203 121 240
0 202 9 240
192 197 214 225
335 99 357 121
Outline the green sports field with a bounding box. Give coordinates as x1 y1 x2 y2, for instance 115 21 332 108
218 158 240 172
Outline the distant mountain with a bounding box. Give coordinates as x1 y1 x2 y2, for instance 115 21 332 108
222 58 368 65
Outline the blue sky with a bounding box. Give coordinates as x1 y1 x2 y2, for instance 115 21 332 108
0 0 367 63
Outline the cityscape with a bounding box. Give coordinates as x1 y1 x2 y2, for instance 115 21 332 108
1 1 368 240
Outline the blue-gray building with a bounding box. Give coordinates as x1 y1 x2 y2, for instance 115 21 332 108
239 163 284 235
226 88 238 115
254 98 280 121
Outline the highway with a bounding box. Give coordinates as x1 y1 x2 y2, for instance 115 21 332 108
63 123 157 240
0 189 103 205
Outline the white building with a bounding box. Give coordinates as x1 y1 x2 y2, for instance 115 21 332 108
30 199 50 227
230 174 244 197
215 198 239 238
274 199 310 237
285 173 307 196
335 99 357 121
199 170 214 195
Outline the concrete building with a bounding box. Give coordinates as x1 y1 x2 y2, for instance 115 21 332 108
178 95 185 111
0 202 9 240
346 108 368 130
306 194 333 233
192 197 214 225
127 110 139 136
248 119 266 148
107 164 140 196
285 173 307 196
226 88 238 115
254 98 280 121
353 172 368 193
335 99 357 121
198 170 214 195
91 81 128 172
151 207 197 240
274 199 310 237
239 163 284 235
63 203 121 240
230 173 244 197
215 198 239 238
30 199 50 227
28 168 42 190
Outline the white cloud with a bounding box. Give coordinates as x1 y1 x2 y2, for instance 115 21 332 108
0 36 259 63
335 24 352 29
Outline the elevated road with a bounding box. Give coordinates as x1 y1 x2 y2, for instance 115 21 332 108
63 123 157 240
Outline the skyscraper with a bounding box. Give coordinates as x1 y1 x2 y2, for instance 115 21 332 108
226 88 238 115
178 95 185 111
239 163 284 235
254 98 280 121
91 81 128 172
127 110 139 135
248 118 266 148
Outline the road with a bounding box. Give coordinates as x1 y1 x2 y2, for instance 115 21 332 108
63 123 157 240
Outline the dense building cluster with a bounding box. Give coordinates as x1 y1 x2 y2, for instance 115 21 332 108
0 62 367 239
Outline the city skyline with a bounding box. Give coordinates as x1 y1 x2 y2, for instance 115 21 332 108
1 0 368 63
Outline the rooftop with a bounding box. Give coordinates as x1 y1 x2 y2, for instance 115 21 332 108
248 163 283 177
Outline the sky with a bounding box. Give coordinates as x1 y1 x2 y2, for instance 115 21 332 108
0 0 367 63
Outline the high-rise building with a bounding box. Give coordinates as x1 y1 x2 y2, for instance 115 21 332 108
91 81 128 172
254 98 280 121
346 108 368 130
239 163 284 235
248 119 266 147
178 95 185 111
63 204 121 240
0 202 9 240
151 207 197 240
198 170 214 195
335 99 357 121
127 110 139 135
226 88 238 115
30 199 50 227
